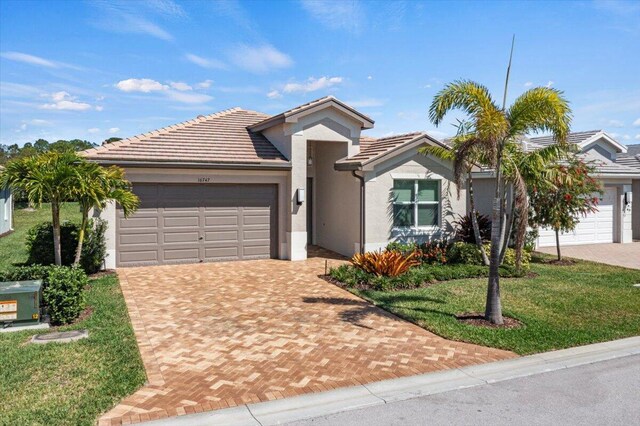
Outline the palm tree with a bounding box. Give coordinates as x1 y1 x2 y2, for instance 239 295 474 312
0 151 81 265
429 81 571 324
73 162 138 266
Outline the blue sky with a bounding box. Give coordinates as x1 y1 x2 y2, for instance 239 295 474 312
1 0 639 147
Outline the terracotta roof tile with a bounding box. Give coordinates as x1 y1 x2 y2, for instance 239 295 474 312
336 132 427 167
81 109 289 166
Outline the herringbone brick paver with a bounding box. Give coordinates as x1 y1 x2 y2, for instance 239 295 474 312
100 247 516 425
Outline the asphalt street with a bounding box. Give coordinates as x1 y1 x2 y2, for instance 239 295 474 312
288 354 640 426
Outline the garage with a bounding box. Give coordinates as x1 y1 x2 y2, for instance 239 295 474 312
537 186 616 247
116 183 278 266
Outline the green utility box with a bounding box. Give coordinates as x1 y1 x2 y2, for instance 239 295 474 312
0 280 42 326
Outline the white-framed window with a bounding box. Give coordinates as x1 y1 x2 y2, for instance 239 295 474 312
392 179 440 228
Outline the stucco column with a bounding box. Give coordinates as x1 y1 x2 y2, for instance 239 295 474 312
95 203 116 269
288 131 307 260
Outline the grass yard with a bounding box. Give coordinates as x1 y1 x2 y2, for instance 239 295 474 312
0 273 146 425
0 202 81 270
349 255 640 355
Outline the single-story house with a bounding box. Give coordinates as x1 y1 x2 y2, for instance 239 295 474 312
0 165 13 237
81 97 640 268
472 130 640 247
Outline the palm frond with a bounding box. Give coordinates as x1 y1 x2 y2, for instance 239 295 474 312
429 80 500 126
508 87 572 143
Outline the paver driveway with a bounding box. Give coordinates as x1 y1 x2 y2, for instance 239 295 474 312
537 242 640 269
100 248 515 425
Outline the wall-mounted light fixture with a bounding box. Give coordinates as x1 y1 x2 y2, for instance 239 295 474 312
297 188 305 205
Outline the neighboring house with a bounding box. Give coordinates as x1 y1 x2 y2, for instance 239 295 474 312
0 166 13 237
81 97 640 268
472 130 640 247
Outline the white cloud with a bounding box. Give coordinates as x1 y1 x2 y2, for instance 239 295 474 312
283 76 343 94
88 128 100 134
524 81 533 87
345 98 384 108
108 127 120 134
229 44 293 73
40 91 93 111
114 78 212 104
546 80 554 88
196 79 213 89
1 51 57 68
622 134 631 140
115 78 169 93
607 119 624 127
90 0 183 41
301 0 364 34
166 91 212 104
95 105 104 111
635 134 640 140
169 81 192 91
267 90 282 99
633 118 640 127
185 53 226 69
367 75 373 80
27 119 51 126
422 84 432 89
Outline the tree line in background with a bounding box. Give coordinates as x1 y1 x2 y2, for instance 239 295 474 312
0 137 122 165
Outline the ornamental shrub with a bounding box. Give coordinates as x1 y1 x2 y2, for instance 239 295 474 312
25 219 107 274
453 213 491 244
43 266 87 325
448 242 483 265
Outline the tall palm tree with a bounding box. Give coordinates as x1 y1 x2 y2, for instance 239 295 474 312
0 151 81 265
73 162 138 266
429 81 571 324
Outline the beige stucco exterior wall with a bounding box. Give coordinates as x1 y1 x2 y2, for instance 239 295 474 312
100 167 290 269
363 150 466 252
261 109 364 260
315 143 360 256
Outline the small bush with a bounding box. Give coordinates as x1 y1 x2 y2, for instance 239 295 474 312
0 265 53 283
25 219 107 273
448 242 484 265
448 242 530 269
79 219 107 274
26 221 78 266
43 266 87 325
416 239 449 264
352 250 420 277
454 213 491 244
386 241 418 255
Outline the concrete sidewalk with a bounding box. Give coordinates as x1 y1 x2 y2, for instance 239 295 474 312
144 336 640 426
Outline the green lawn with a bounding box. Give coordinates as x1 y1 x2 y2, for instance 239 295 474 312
0 274 146 425
0 202 81 270
350 255 640 355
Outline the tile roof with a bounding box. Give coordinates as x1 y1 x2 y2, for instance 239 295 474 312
81 108 289 167
582 150 640 175
615 144 640 169
335 132 429 168
529 130 601 146
248 96 374 131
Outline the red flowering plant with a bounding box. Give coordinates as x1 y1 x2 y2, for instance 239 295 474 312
529 155 602 261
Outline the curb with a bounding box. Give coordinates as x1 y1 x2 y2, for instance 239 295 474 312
144 336 640 426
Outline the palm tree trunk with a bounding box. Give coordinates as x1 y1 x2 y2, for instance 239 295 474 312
499 186 516 265
486 155 504 325
555 228 561 261
467 171 489 266
74 207 89 266
51 201 62 266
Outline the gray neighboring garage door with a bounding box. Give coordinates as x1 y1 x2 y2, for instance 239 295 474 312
117 183 277 266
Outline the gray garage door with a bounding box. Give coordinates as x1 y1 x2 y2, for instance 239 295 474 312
116 183 277 267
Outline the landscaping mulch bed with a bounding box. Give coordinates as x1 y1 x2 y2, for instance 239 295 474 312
320 274 437 292
456 312 523 329
546 259 577 266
